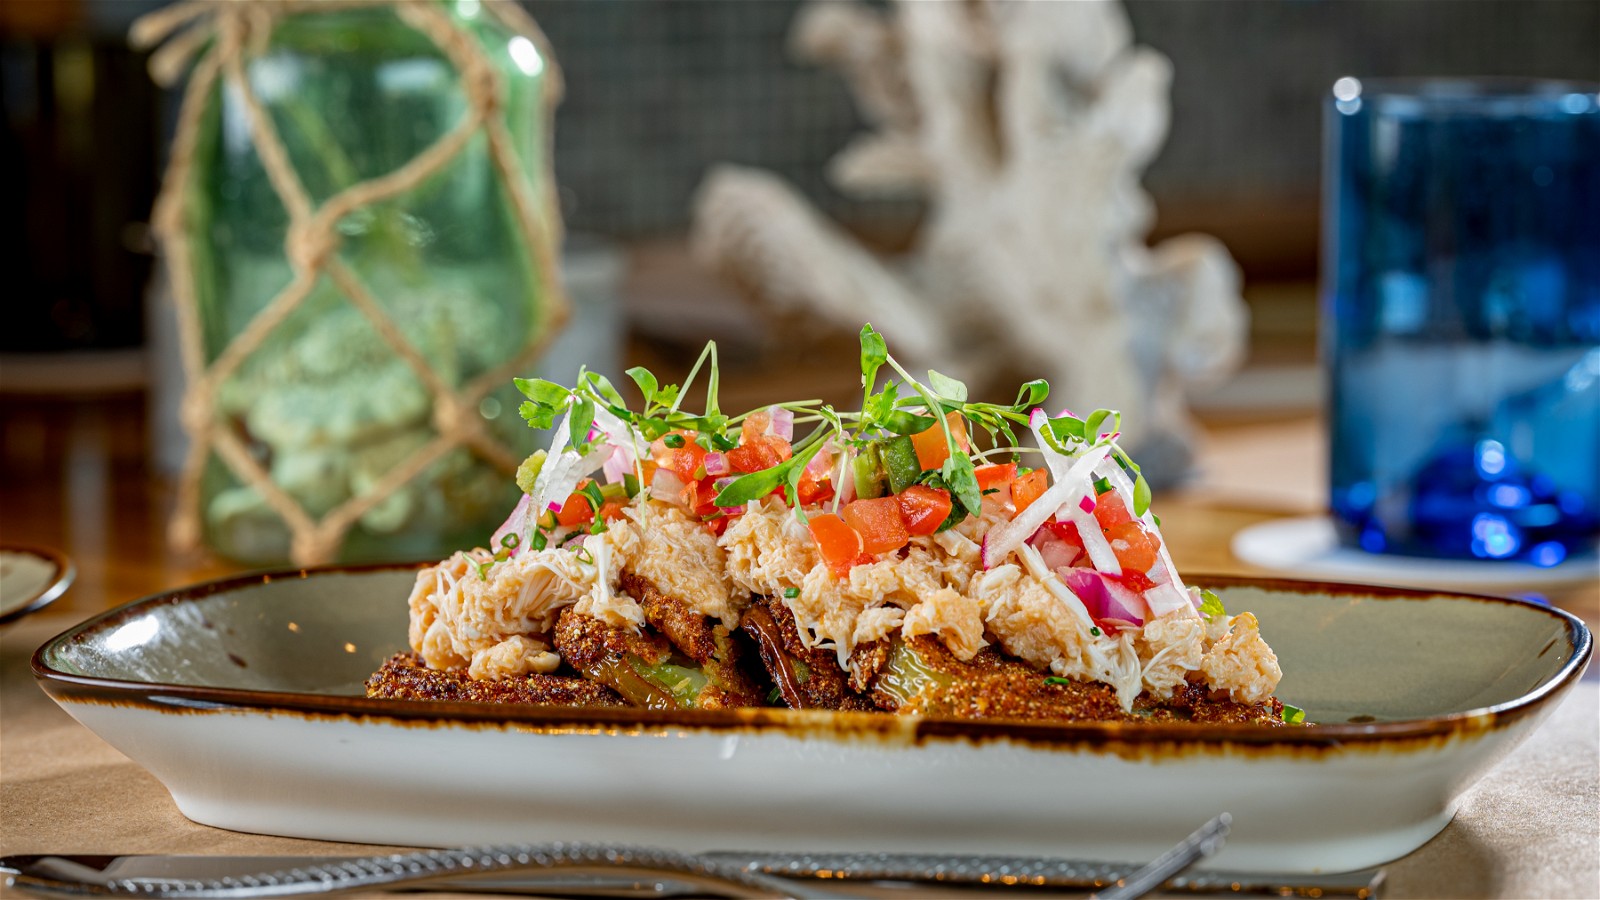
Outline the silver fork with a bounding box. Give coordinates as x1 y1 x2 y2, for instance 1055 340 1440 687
0 815 1229 899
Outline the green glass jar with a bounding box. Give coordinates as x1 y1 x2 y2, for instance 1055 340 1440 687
168 1 564 565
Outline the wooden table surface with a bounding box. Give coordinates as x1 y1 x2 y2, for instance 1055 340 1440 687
2 389 1597 899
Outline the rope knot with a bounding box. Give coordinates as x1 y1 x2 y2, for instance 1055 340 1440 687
286 218 338 273
432 396 481 439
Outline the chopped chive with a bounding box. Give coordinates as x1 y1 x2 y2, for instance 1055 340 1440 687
1090 626 1102 637
531 530 548 551
1044 676 1073 686
573 545 595 565
1282 703 1306 725
664 434 686 449
1092 476 1112 496
500 532 520 549
782 586 800 598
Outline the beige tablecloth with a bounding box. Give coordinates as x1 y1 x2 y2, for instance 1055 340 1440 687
2 609 1596 899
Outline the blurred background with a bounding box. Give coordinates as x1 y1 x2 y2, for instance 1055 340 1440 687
6 0 1597 369
1 0 1597 580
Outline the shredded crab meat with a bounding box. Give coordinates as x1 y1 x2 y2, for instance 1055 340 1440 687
408 548 594 678
406 501 741 679
1201 612 1283 706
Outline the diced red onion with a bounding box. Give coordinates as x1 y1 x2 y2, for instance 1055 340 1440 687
805 443 834 478
703 452 730 476
650 468 687 502
1079 495 1096 514
1060 568 1148 626
1029 527 1081 571
1143 580 1193 618
769 406 794 441
490 493 534 557
547 501 562 513
714 476 738 493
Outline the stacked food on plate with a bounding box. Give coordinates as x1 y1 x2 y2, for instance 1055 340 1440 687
370 327 1291 725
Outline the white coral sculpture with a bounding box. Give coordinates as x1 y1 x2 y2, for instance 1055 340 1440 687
691 0 1248 483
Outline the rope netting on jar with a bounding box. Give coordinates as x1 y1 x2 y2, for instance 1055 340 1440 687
132 0 569 566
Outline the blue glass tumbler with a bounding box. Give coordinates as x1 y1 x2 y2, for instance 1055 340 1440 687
1323 78 1600 566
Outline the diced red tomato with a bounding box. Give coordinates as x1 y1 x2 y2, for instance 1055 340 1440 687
555 480 597 527
796 468 835 505
684 478 723 517
1044 518 1083 543
841 497 910 555
1011 469 1048 514
1092 490 1163 572
897 485 952 536
1093 489 1137 530
974 462 1018 492
1111 568 1156 593
1105 521 1161 572
727 434 792 474
808 513 864 576
910 412 969 472
597 499 629 522
652 431 706 482
741 410 771 446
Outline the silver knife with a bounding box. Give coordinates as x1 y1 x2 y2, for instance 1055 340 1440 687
1 848 1382 897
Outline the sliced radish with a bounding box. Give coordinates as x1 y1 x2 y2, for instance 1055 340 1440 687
981 446 1107 568
490 492 534 556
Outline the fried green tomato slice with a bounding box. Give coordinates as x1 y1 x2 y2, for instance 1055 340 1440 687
741 595 875 711
856 635 1284 725
365 652 626 708
622 571 765 708
552 606 757 710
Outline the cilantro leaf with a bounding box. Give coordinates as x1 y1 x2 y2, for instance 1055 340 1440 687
626 367 658 405
519 400 557 430
927 369 968 403
580 372 626 410
1084 409 1112 441
514 377 570 406
1013 379 1049 409
942 451 982 517
1197 588 1227 622
569 397 596 451
860 325 888 391
1133 472 1153 517
1047 415 1085 444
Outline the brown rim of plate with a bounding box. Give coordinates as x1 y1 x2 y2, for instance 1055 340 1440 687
1 543 75 625
31 563 1593 750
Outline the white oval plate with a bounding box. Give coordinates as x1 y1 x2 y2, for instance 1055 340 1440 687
33 566 1591 875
